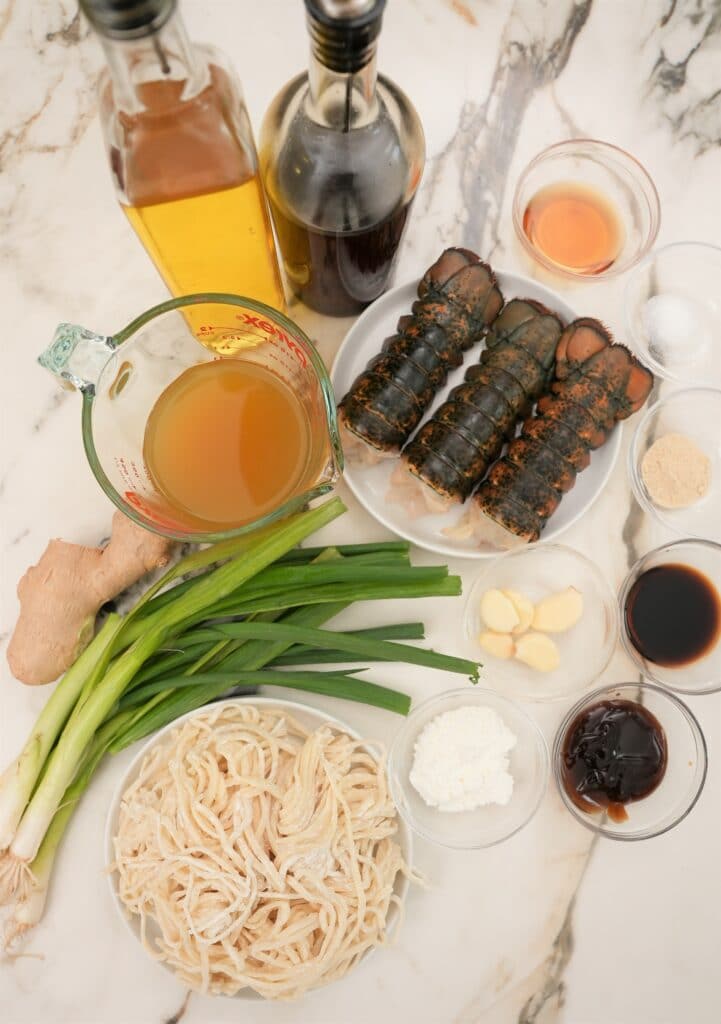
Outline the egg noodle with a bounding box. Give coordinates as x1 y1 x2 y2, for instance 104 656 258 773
112 703 407 999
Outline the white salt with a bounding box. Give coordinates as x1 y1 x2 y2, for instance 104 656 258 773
641 293 712 370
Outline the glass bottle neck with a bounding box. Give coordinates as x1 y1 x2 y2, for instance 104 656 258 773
305 48 379 130
100 10 209 115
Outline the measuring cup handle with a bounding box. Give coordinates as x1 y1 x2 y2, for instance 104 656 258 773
39 324 116 393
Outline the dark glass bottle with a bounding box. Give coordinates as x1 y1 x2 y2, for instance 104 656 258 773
260 0 425 316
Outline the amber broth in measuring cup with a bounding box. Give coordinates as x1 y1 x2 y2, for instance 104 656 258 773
143 359 312 528
40 295 342 541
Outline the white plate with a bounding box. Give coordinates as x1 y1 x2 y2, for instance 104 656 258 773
105 697 412 1000
331 272 621 559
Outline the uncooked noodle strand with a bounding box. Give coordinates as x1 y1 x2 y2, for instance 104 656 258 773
113 703 406 999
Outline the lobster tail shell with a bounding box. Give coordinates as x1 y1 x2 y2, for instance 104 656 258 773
380 325 463 385
474 491 545 545
413 254 504 350
485 299 559 349
418 247 480 295
554 318 612 378
399 299 564 505
521 416 591 472
552 340 654 418
339 248 504 458
472 318 655 542
464 364 529 412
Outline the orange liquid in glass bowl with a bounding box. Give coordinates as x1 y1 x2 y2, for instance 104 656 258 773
522 181 624 275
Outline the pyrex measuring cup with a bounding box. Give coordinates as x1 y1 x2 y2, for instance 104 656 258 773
39 294 343 541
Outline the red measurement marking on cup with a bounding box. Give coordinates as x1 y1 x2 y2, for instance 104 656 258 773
199 321 307 366
235 313 308 368
115 457 152 489
115 456 133 490
124 490 187 531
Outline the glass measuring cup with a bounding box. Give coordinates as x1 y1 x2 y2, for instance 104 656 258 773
39 294 343 541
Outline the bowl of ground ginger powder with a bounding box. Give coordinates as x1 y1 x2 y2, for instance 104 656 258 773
629 387 720 542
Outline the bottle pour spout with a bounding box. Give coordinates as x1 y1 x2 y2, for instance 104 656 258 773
39 324 117 393
305 0 385 74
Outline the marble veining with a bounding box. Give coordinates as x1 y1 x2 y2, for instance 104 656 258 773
1 1 720 1022
649 2 721 152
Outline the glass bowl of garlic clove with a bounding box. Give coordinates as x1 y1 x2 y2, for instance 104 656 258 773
464 544 618 702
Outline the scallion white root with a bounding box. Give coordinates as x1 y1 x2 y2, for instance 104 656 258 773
0 614 121 854
4 875 47 951
0 856 34 906
2 736 104 951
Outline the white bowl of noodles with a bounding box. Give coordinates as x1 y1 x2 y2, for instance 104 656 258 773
105 698 412 1001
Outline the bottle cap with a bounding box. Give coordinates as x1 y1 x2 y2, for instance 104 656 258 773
305 0 386 73
79 0 176 39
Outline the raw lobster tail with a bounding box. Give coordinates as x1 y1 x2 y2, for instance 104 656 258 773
471 319 654 544
414 248 504 349
391 299 564 512
338 249 503 462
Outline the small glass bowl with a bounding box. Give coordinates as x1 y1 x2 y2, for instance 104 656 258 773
629 388 721 543
388 688 549 849
512 139 660 280
464 544 618 702
619 539 721 695
624 242 721 386
553 681 707 841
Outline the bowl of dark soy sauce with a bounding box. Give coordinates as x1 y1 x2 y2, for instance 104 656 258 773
619 539 721 695
553 682 707 840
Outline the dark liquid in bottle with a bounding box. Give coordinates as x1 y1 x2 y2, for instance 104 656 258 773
561 698 668 823
268 197 412 316
266 100 415 317
624 563 721 667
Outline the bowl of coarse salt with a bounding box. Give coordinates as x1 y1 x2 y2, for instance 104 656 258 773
624 241 721 387
388 688 549 849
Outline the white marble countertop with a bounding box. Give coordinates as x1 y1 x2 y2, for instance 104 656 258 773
2 1 720 1022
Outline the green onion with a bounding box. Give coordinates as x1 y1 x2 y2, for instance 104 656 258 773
137 671 408 716
108 601 353 750
0 614 120 852
1 498 345 873
278 540 411 563
118 563 460 653
273 622 426 664
134 547 411 620
4 709 137 948
117 667 406 713
212 621 479 681
206 577 461 618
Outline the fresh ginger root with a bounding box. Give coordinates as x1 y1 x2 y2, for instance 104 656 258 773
7 512 174 685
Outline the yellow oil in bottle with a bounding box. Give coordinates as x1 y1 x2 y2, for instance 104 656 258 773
107 69 285 311
123 174 284 307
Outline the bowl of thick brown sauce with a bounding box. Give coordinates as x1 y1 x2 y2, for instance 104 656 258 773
553 681 707 840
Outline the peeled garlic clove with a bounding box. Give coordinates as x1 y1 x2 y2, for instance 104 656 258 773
480 588 520 633
532 586 583 633
503 588 534 634
515 632 560 673
478 630 515 660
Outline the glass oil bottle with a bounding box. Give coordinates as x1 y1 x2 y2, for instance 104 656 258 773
81 0 285 309
260 0 425 316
